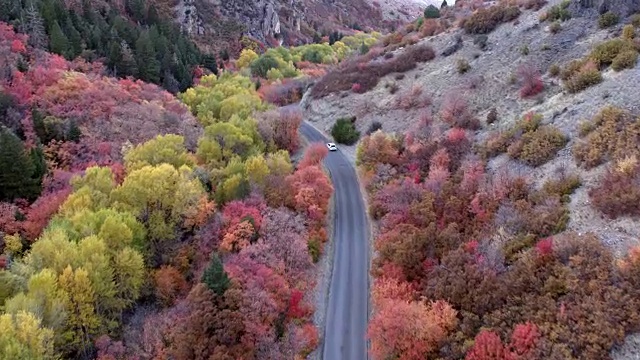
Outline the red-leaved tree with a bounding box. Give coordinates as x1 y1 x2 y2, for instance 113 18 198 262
368 299 457 360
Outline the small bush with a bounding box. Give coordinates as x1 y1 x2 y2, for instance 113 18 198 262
573 106 640 168
366 121 383 135
518 64 544 98
632 13 640 28
331 117 361 145
590 159 640 218
563 60 602 93
424 5 441 19
542 172 581 200
548 64 560 76
612 50 638 71
474 35 489 50
589 39 635 67
503 233 537 264
484 113 565 166
512 126 568 166
352 83 364 93
522 0 547 10
463 5 521 34
486 108 498 124
456 58 470 74
439 93 480 130
560 59 585 80
623 24 636 40
266 68 284 80
545 1 571 22
308 238 321 262
549 21 562 34
402 43 437 63
520 45 530 56
395 85 431 110
250 54 280 78
599 11 619 29
260 79 309 106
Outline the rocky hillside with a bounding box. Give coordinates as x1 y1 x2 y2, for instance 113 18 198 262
304 0 640 254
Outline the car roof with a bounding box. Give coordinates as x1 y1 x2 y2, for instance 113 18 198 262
327 142 336 146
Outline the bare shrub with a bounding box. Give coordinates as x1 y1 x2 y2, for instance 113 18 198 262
517 63 544 98
439 92 480 130
395 85 431 110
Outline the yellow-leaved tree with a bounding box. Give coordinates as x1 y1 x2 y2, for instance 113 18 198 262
57 266 100 358
0 311 56 360
236 48 258 69
123 134 195 172
110 164 206 263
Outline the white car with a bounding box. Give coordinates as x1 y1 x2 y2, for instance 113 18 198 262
326 143 337 151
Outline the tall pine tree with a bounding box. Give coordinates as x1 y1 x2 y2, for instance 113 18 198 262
49 21 70 57
135 31 160 83
201 253 230 296
0 127 45 201
120 40 138 77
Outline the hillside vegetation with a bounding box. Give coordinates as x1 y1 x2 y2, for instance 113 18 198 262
301 0 640 358
0 0 217 93
0 21 333 359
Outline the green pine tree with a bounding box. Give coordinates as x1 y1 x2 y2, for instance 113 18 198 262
201 253 230 296
424 4 441 19
29 146 47 186
202 54 218 74
135 31 160 83
119 40 138 77
65 22 83 58
107 40 123 72
359 42 370 55
32 108 47 144
49 21 70 57
67 120 82 142
147 5 160 25
125 0 145 22
219 49 230 62
0 127 43 201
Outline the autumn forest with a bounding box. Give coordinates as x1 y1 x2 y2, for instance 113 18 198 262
4 0 640 359
0 13 331 358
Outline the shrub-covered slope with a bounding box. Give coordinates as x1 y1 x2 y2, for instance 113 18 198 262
302 0 640 358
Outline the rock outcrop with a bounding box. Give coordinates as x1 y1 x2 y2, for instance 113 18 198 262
572 0 640 16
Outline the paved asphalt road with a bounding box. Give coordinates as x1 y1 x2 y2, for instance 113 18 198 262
299 121 370 360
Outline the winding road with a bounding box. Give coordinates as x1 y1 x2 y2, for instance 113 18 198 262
299 121 370 360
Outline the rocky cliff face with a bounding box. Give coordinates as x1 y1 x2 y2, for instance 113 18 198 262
173 0 412 52
212 0 291 40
